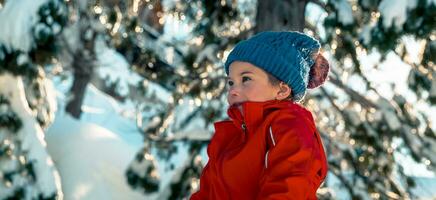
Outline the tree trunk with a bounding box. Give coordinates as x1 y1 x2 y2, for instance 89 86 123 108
65 50 94 119
255 0 308 33
65 11 97 119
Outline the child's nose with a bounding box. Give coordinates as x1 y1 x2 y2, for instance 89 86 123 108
228 87 239 96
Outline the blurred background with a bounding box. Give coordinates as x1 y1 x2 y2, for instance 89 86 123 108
0 0 435 199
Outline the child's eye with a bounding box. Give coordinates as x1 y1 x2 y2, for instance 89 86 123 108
242 76 251 82
227 80 234 86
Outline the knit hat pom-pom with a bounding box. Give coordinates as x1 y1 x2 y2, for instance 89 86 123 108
307 53 330 89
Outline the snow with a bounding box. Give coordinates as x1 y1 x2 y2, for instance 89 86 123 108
43 79 58 115
16 53 30 66
331 0 354 26
306 3 328 39
412 177 436 199
383 110 401 130
45 113 145 200
49 75 207 199
52 72 144 148
403 36 427 64
378 0 417 30
0 73 62 199
430 71 436 99
49 73 149 199
80 84 144 147
358 50 436 130
38 73 58 127
360 52 411 99
343 109 361 126
94 37 175 102
194 44 219 64
359 0 373 8
360 24 373 46
170 97 214 141
0 0 48 52
346 74 367 94
170 129 212 141
326 170 436 200
95 40 142 97
34 23 52 39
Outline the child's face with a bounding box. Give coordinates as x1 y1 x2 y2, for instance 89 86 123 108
226 61 283 108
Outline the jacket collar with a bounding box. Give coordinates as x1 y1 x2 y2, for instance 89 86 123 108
227 100 299 131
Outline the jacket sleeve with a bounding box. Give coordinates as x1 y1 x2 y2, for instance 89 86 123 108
257 112 319 200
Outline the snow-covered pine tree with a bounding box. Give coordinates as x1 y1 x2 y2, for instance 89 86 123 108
0 0 67 199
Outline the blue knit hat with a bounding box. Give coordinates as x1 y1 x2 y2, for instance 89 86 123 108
224 31 321 101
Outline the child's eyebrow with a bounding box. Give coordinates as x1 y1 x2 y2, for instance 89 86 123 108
240 71 253 76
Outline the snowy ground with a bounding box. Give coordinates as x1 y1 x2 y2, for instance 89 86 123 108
45 82 144 199
45 113 145 200
45 78 199 199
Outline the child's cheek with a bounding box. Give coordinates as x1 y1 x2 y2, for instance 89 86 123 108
244 85 255 96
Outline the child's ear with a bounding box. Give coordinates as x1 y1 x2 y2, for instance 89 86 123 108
276 82 291 100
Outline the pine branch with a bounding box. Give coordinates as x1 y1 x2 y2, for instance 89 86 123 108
60 34 75 56
328 75 378 109
308 0 328 12
320 87 342 113
309 0 332 12
139 23 185 57
305 20 317 33
328 162 356 198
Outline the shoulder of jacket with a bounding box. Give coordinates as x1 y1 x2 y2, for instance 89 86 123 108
273 106 312 121
269 108 316 135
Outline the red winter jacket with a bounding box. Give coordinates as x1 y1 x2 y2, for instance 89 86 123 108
190 100 328 200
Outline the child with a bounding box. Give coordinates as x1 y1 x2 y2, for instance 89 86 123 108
191 31 329 200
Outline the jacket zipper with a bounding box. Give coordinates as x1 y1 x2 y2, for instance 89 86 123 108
241 122 247 133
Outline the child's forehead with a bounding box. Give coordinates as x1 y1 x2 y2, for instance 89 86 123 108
228 61 267 75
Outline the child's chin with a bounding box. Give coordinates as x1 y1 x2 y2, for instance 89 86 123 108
230 102 243 107
237 105 243 113
230 103 243 113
